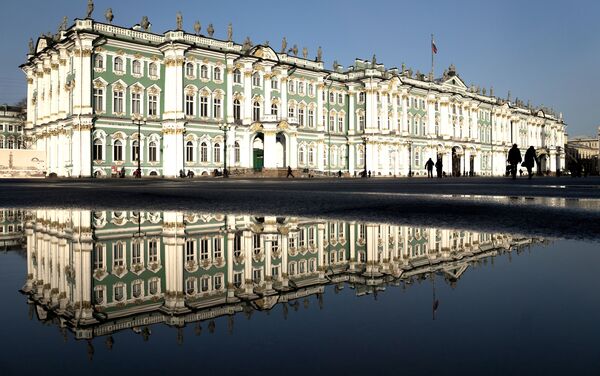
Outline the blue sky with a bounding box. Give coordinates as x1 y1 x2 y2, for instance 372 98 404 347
0 0 598 136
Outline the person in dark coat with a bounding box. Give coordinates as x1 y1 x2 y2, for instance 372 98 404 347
522 146 537 179
287 166 294 178
507 144 522 180
425 158 435 178
435 158 443 178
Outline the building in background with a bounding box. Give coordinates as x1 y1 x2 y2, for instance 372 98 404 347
565 128 600 175
21 15 566 178
0 105 25 150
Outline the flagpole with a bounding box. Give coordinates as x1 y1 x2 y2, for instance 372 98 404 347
431 34 434 80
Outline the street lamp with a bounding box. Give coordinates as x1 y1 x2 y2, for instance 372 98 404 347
131 115 146 178
408 141 413 177
219 123 230 178
362 135 368 177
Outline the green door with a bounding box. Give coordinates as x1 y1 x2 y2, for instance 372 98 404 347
253 148 264 171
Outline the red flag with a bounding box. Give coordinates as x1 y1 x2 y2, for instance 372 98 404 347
432 40 438 54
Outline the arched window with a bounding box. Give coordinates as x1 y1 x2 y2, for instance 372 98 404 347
132 140 140 162
132 60 141 75
149 62 158 77
186 141 194 162
200 65 208 79
148 141 157 162
213 143 221 163
214 67 221 81
114 57 124 73
94 55 104 69
200 142 208 162
299 146 305 165
7 138 14 149
233 99 241 121
252 72 261 87
271 103 278 117
233 69 241 84
93 138 103 161
186 62 194 77
252 101 260 122
357 146 365 167
308 146 315 165
234 141 240 164
113 140 123 161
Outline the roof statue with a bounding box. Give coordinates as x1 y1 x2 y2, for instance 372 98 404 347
28 38 34 54
507 90 512 102
407 68 413 78
242 36 252 51
141 16 150 31
482 87 487 96
280 37 287 53
317 46 322 62
292 44 298 56
207 23 214 37
302 47 308 59
86 0 94 19
264 40 269 46
371 54 376 66
490 86 494 97
58 16 68 32
227 23 233 42
104 8 114 24
193 20 201 35
401 62 406 72
176 11 183 31
333 60 339 70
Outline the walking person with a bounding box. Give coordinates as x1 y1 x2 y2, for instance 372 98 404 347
286 166 294 178
507 144 522 180
523 146 537 179
425 158 435 178
435 158 443 178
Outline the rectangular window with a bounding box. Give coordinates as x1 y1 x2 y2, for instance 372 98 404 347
93 246 104 270
113 91 123 113
185 95 194 116
148 240 158 263
200 238 209 260
185 240 195 262
132 241 142 264
213 97 221 118
271 79 278 90
113 243 124 267
93 88 103 112
131 92 141 115
200 96 208 117
213 238 222 259
148 94 158 116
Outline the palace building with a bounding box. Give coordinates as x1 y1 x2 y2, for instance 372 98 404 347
21 15 567 178
20 209 543 341
0 105 25 150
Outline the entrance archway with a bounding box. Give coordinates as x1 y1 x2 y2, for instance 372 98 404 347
451 147 461 177
252 134 264 171
275 133 286 168
538 153 548 175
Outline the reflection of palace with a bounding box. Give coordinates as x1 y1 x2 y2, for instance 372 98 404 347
20 209 543 341
0 209 24 249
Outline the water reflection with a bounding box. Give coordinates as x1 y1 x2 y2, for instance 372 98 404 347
14 209 545 350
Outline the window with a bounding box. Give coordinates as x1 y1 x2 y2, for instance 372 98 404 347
93 139 103 160
200 65 208 79
214 275 223 290
200 95 208 117
113 140 123 161
148 94 158 116
131 92 141 115
271 104 278 117
234 272 243 288
186 278 196 295
329 115 335 132
185 94 194 116
298 82 304 95
338 116 343 132
185 240 195 262
288 80 295 93
149 63 158 77
308 109 314 127
308 146 314 165
213 238 222 259
213 143 221 163
234 142 240 164
201 276 210 292
271 79 278 90
93 88 103 113
113 242 124 267
132 140 140 161
148 239 158 262
94 288 104 304
298 107 305 126
132 60 141 75
253 234 261 254
93 245 104 270
94 55 104 69
338 93 343 104
359 114 365 130
149 279 158 295
359 92 365 103
113 90 124 113
200 238 209 260
114 284 124 301
252 72 261 87
233 69 241 84
132 281 142 298
253 101 260 122
233 99 241 121
329 92 335 103
308 84 314 96
114 57 124 73
132 241 142 264
200 142 208 162
214 67 221 81
186 141 194 162
299 146 305 164
213 97 221 118
234 233 242 257
288 105 295 119
148 141 157 162
186 62 194 77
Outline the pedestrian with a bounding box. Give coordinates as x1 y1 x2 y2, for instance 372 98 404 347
435 158 443 178
337 170 342 178
522 146 537 179
425 158 435 178
287 166 294 178
120 167 126 178
507 144 522 180
368 170 371 178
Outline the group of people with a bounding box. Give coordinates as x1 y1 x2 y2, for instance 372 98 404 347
507 144 537 180
424 158 444 178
